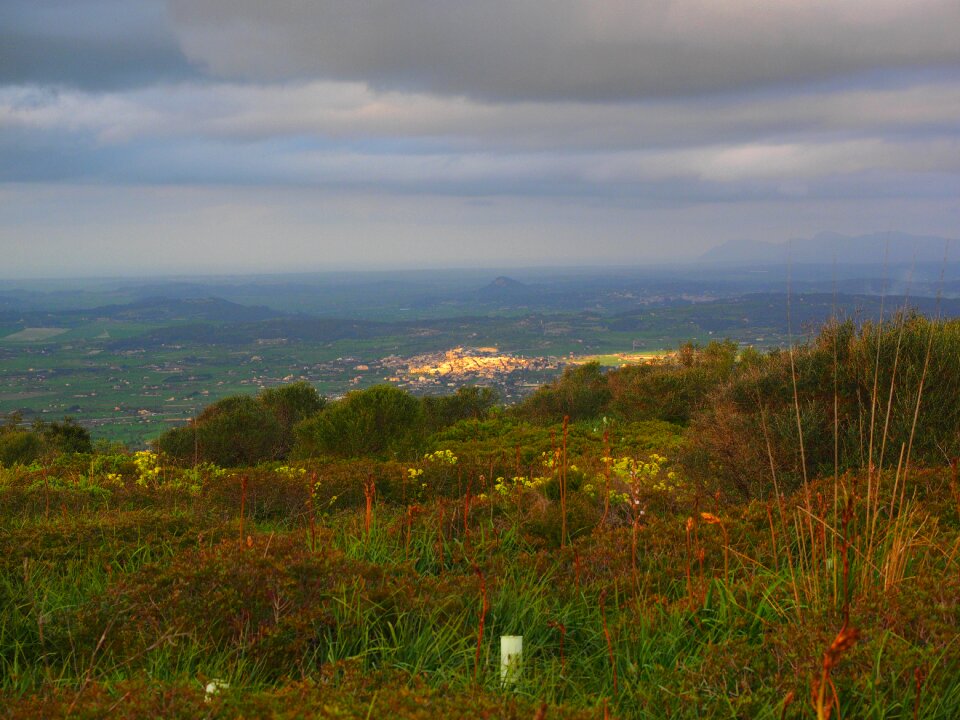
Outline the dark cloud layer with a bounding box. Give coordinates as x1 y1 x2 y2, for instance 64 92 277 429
170 0 960 101
0 0 196 89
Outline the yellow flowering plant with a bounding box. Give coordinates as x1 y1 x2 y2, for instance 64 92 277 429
494 475 547 497
404 449 460 501
605 453 684 513
273 465 306 480
133 450 163 488
423 449 458 466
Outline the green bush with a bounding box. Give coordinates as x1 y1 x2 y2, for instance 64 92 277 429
514 362 610 423
421 386 498 432
293 385 425 460
684 315 960 498
157 395 284 467
156 382 325 466
0 430 41 467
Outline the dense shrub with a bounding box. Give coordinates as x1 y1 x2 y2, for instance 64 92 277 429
514 362 610 423
421 386 498 432
157 382 325 466
293 385 425 460
685 315 960 497
0 429 41 467
606 340 739 423
158 395 284 467
258 382 327 449
515 342 740 426
35 418 93 455
0 416 92 467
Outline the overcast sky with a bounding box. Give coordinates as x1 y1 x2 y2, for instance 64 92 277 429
2 1 958 277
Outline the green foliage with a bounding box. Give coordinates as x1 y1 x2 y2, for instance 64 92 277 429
158 394 284 467
156 382 325 467
515 341 741 426
607 340 739 423
685 315 960 497
293 385 425 460
258 381 326 443
33 417 93 455
0 416 91 467
2 457 958 719
421 386 498 432
0 430 41 467
515 361 611 423
5 318 960 719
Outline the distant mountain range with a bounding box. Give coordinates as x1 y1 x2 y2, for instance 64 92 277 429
0 297 287 331
700 232 955 266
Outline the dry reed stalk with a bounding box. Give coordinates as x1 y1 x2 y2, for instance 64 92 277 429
65 619 115 717
766 502 779 568
239 474 248 550
866 306 910 570
700 512 729 583
950 459 959 513
363 475 375 539
403 505 417 559
887 443 907 523
685 516 695 610
436 501 445 571
780 691 795 720
903 240 948 487
599 588 618 696
865 244 890 559
839 495 854 625
812 624 860 720
308 471 317 552
881 508 925 592
404 504 421 557
464 477 473 537
785 258 818 570
696 543 705 601
601 429 611 527
547 619 566 674
560 415 569 548
831 314 840 605
759 397 801 614
913 666 926 720
878 305 912 473
472 564 489 683
793 507 817 604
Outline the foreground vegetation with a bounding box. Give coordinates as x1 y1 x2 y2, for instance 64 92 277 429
2 316 959 718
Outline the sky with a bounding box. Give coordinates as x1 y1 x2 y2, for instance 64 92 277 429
1 1 958 278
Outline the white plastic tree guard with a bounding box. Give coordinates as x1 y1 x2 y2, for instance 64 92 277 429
500 635 523 684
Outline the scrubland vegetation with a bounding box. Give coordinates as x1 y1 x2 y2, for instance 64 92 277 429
2 315 959 718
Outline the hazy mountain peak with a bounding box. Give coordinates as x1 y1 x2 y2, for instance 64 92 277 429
487 276 527 290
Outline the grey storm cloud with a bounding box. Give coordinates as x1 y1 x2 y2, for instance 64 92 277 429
0 0 197 90
168 0 960 101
